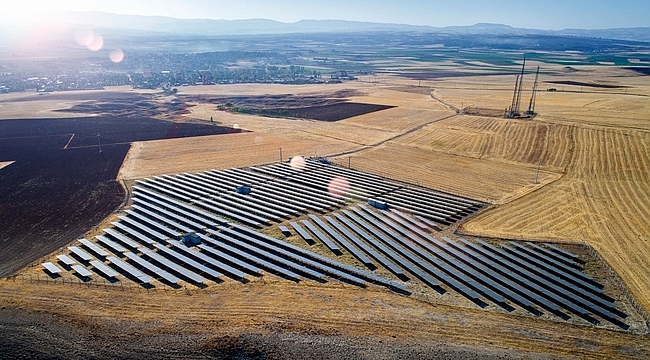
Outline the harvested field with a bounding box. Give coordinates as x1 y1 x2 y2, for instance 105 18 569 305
462 125 650 311
395 116 574 171
0 116 243 278
331 142 561 204
118 130 360 180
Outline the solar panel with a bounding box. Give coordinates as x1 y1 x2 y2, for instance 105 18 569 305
465 239 622 320
526 242 582 269
170 174 221 195
132 187 227 225
125 210 182 238
207 194 281 220
350 207 482 301
324 214 403 271
68 246 93 261
266 180 342 206
217 225 374 287
90 260 119 278
194 242 264 275
71 264 93 277
102 228 141 249
113 219 162 244
220 192 292 218
204 229 324 279
153 243 222 279
220 168 267 184
228 167 275 182
442 237 561 313
131 204 195 233
543 243 581 261
433 238 535 309
154 175 212 197
193 198 264 227
139 247 206 284
78 238 109 257
314 215 374 267
197 235 301 280
364 208 505 304
107 256 153 284
167 240 250 279
332 212 404 277
124 251 181 284
256 184 330 210
56 254 75 266
341 209 441 289
202 170 249 188
95 235 127 253
505 242 600 289
135 179 193 201
389 209 430 230
133 199 208 229
414 215 442 229
42 262 61 274
248 191 307 212
290 222 313 243
300 219 341 253
278 225 291 236
228 224 407 291
500 244 617 308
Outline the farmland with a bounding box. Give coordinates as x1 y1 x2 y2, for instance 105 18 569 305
1 31 650 357
0 115 244 278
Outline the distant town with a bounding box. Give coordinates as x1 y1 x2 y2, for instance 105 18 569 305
0 51 359 93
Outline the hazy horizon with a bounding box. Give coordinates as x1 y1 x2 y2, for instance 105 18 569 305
2 0 650 31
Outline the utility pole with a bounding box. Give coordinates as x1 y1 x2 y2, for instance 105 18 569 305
279 148 283 163
348 156 351 169
535 158 542 184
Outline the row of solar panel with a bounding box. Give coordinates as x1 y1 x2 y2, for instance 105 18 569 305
248 160 483 226
46 184 404 292
284 203 624 325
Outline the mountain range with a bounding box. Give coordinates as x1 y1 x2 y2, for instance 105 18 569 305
5 11 650 43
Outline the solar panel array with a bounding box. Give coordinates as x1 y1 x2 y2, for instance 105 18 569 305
296 204 625 326
44 161 628 327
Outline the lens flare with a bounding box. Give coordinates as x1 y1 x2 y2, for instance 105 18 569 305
109 49 124 63
327 176 350 198
86 34 103 51
75 29 94 47
290 156 306 171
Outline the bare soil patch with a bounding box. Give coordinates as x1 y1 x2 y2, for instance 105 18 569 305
0 116 244 278
185 90 394 122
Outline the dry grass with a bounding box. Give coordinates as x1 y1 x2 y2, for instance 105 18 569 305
1 279 647 359
331 142 561 204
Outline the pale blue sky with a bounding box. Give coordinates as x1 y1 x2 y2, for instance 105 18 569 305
3 0 650 30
